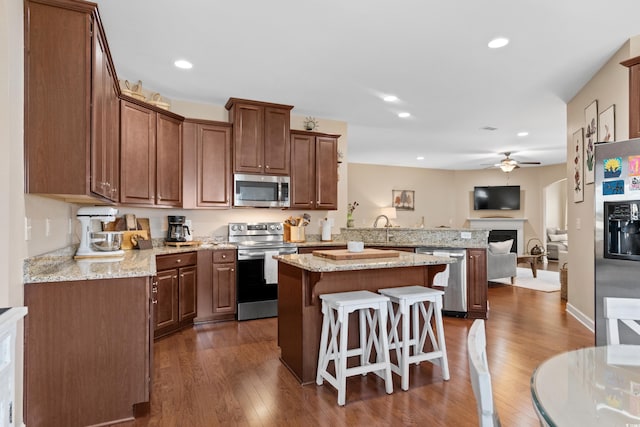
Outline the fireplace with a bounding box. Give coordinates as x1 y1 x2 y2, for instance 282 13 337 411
468 218 526 255
488 229 517 253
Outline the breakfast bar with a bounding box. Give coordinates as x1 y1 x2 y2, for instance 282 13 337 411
275 250 454 384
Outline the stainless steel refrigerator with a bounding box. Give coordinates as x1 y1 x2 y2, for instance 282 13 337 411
594 138 640 345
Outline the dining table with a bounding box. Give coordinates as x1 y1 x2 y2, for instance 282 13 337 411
530 345 640 426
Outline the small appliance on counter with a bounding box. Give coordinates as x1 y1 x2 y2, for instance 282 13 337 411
74 207 125 259
166 215 188 242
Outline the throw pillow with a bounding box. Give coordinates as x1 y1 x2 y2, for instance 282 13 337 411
489 239 513 254
549 233 568 242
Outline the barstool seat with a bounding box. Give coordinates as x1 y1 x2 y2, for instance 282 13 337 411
378 285 450 391
316 290 393 406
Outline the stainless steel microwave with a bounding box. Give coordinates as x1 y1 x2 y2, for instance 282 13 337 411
233 174 290 208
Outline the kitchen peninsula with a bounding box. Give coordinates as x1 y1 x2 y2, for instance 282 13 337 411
274 251 455 384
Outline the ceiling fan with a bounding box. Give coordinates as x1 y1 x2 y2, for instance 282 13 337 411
490 152 541 173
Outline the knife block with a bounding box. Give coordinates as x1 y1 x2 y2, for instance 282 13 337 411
284 224 305 242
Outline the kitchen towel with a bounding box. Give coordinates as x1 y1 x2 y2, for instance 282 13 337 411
263 250 279 284
432 251 451 287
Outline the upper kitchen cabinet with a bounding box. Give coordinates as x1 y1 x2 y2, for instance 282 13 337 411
120 98 183 207
290 130 340 210
622 56 640 138
225 98 293 175
24 0 120 203
183 119 232 208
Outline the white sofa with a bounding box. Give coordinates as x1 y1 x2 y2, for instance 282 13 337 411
546 228 568 260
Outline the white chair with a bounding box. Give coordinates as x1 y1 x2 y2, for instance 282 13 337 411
467 319 501 427
604 297 640 345
316 290 393 406
378 285 450 391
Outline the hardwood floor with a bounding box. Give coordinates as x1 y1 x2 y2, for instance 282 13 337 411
124 273 592 427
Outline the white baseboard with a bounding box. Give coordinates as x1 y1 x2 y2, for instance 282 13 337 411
566 302 595 334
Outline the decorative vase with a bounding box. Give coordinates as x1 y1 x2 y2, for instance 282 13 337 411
347 214 354 228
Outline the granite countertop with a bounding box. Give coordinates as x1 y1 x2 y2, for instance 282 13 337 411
23 243 237 284
274 251 455 273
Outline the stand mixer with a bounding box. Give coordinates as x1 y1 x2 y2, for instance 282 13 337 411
75 207 125 258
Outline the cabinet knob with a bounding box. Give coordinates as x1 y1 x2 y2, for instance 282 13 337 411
176 259 181 263
222 254 226 259
152 300 158 305
231 269 235 272
265 165 269 169
258 164 262 168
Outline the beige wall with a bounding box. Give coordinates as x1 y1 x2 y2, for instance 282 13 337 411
348 162 566 245
566 41 631 329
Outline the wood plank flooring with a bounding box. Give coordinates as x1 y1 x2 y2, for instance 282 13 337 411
124 264 592 427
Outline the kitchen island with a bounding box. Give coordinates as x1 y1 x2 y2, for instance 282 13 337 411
274 251 455 384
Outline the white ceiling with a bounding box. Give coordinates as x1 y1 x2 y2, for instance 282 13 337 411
96 0 640 170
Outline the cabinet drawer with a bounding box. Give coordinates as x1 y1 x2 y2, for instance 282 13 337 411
156 252 197 271
213 249 236 263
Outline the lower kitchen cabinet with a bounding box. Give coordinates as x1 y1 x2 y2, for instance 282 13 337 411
466 248 488 319
24 276 153 427
154 252 197 339
195 249 237 323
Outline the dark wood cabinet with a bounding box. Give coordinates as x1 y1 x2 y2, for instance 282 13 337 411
154 252 197 339
466 248 488 319
24 276 152 426
24 0 120 203
622 56 640 138
226 98 293 175
290 130 339 210
183 119 232 208
120 99 183 207
195 249 237 323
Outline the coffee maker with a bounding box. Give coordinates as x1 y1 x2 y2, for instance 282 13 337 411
166 216 189 242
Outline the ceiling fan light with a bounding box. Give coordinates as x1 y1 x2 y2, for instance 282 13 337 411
500 163 516 173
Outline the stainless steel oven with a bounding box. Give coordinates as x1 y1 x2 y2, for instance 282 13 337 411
229 222 297 320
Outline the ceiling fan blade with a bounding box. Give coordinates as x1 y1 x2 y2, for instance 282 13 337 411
518 161 541 165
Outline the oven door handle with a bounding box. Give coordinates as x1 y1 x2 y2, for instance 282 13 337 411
238 251 266 259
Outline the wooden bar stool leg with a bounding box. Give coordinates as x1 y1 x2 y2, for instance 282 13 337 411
337 306 348 406
359 308 367 373
316 301 330 386
378 301 394 395
434 296 450 380
400 299 411 391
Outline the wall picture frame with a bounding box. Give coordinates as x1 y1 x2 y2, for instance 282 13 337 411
392 190 415 211
573 128 584 203
584 100 598 184
598 104 615 143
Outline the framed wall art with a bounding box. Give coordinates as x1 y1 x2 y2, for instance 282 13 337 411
584 100 598 184
392 190 415 211
598 104 615 143
573 128 584 203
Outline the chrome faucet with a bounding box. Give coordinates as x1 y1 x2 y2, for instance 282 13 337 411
373 214 390 228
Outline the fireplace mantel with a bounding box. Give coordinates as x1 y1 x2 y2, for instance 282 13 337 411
468 218 527 255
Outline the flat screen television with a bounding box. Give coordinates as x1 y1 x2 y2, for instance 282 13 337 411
473 185 521 210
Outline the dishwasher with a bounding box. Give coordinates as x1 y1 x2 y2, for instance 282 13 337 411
415 247 467 317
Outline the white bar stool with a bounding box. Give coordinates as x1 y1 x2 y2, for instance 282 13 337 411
316 290 393 406
378 285 450 391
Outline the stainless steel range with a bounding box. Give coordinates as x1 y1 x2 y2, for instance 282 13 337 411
229 222 298 321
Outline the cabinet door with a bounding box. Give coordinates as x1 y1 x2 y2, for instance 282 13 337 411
263 106 290 175
156 113 183 207
315 136 338 210
233 103 264 173
212 262 236 315
290 133 316 209
198 124 232 207
179 265 197 321
120 100 156 205
467 248 488 319
91 25 120 202
154 269 179 332
629 63 640 139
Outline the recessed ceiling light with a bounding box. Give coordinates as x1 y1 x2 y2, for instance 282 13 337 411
416 156 425 160
174 59 193 69
517 131 529 137
488 37 509 49
398 112 411 118
383 95 398 102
